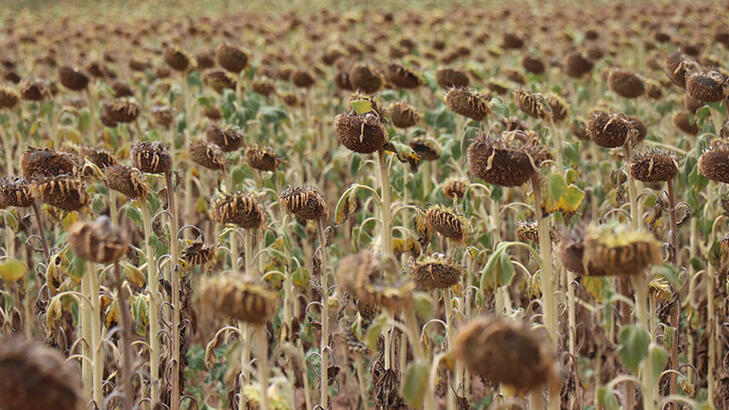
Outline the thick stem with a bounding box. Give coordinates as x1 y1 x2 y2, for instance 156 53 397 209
445 289 458 410
706 181 716 404
81 267 93 402
114 262 133 410
622 142 639 409
633 273 655 410
140 200 160 407
32 201 50 260
89 262 103 408
549 118 563 170
166 171 181 410
256 326 270 410
377 150 393 260
666 179 679 401
532 176 557 345
316 219 329 409
355 357 368 408
238 321 250 410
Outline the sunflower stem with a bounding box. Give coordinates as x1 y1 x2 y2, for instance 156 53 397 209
165 170 181 410
316 218 330 410
140 199 161 408
113 262 133 410
377 149 393 260
531 175 557 346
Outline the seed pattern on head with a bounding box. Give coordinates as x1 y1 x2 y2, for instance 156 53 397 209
516 220 558 244
607 69 645 98
513 89 550 120
586 110 632 148
131 141 172 174
200 277 276 324
245 146 281 172
68 216 129 263
182 240 217 266
387 101 420 129
81 147 117 170
699 140 729 183
206 125 244 152
0 176 33 208
385 63 422 89
435 67 470 89
424 204 470 242
280 185 328 221
103 99 140 123
188 141 226 171
453 316 558 393
443 178 467 199
216 43 249 73
211 192 264 229
0 338 82 410
204 70 237 94
468 130 551 187
584 223 662 276
104 164 150 199
446 88 491 121
335 112 388 154
21 147 78 180
686 71 729 102
31 175 89 212
664 52 696 89
409 137 441 161
629 149 679 182
410 255 463 289
546 93 568 122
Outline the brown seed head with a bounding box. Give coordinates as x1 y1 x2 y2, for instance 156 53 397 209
349 64 383 94
584 223 662 276
163 46 193 72
387 101 420 128
385 63 422 89
521 54 545 74
563 52 594 78
81 147 117 170
58 66 89 91
204 70 237 94
409 137 441 161
516 220 558 244
290 69 315 88
182 240 217 266
513 89 550 120
19 78 50 101
188 142 226 171
21 147 79 180
200 277 276 324
664 52 697 89
409 255 463 289
446 88 491 121
68 216 129 263
334 71 354 91
206 125 244 152
103 99 140 123
558 227 606 276
104 165 149 199
468 130 550 187
280 185 328 221
251 80 276 96
586 110 632 148
608 69 645 98
216 43 249 73
0 338 82 410
337 250 413 313
335 112 388 153
443 178 467 199
698 140 729 183
672 111 699 135
686 71 729 102
629 149 678 182
150 105 174 129
435 67 470 89
453 316 558 393
31 174 89 212
0 176 32 208
245 146 281 172
424 204 470 242
211 192 264 229
131 141 172 174
0 85 20 109
546 93 568 122
569 117 589 141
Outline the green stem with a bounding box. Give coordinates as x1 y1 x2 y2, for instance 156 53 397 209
81 266 93 402
633 273 655 410
256 325 269 410
377 150 393 260
166 170 181 410
113 262 133 410
532 176 557 346
140 200 161 407
89 262 103 408
316 219 329 410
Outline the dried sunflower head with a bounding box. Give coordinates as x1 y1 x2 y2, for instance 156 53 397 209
201 277 276 324
81 147 117 170
443 178 467 199
337 250 413 313
104 165 150 199
103 99 140 123
204 70 237 94
206 125 244 152
468 130 551 187
607 69 645 98
435 67 470 89
21 147 78 180
385 63 422 89
335 111 388 154
58 66 89 91
211 192 265 229
387 101 420 129
0 338 82 410
245 146 281 172
453 316 558 393
698 139 729 183
563 52 593 78
349 64 383 94
446 88 491 121
0 176 33 208
182 240 217 266
163 46 193 72
558 227 607 276
216 43 249 73
30 175 89 212
586 110 632 148
686 71 729 102
409 137 441 161
409 254 463 290
629 149 679 182
131 141 172 174
68 216 129 263
188 141 226 171
280 185 328 221
0 85 20 109
424 204 470 242
584 222 662 276
513 89 550 120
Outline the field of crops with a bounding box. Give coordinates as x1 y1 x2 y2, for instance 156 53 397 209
1 0 729 409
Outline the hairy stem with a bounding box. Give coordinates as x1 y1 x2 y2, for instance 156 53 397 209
377 149 393 260
166 170 181 410
140 199 161 407
32 201 50 260
316 218 329 409
114 262 133 410
256 326 270 410
531 176 557 346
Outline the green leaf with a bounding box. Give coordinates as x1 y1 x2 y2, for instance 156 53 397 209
617 325 650 374
497 250 515 287
334 185 359 224
364 314 388 353
400 360 429 409
649 344 668 382
2 212 18 233
583 276 613 302
596 387 620 410
383 141 420 172
480 248 515 292
489 96 509 118
351 99 373 115
489 184 503 201
0 258 27 282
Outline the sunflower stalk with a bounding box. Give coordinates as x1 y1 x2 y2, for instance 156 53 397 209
316 218 330 409
140 199 161 407
165 169 182 410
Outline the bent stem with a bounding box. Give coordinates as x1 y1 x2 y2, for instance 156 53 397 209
165 170 182 410
377 149 393 261
113 262 133 410
140 199 161 407
316 218 329 410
